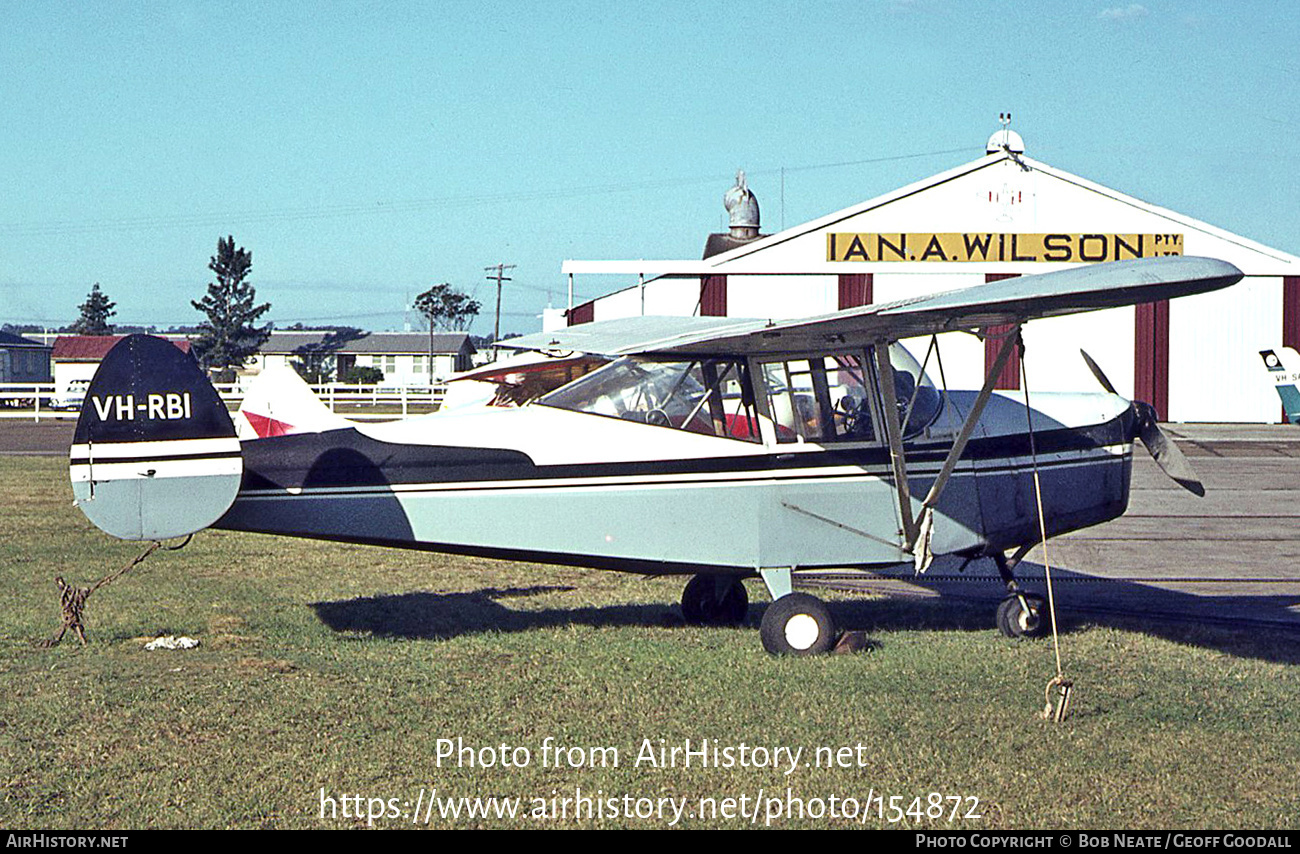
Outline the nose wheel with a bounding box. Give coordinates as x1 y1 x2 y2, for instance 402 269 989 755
992 550 1051 639
996 592 1049 638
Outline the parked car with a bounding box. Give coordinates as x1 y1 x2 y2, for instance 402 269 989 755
47 379 90 410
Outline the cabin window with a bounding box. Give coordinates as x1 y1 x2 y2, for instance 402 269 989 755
539 356 760 442
761 352 877 444
761 346 942 443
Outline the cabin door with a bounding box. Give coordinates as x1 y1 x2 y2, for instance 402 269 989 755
754 351 910 568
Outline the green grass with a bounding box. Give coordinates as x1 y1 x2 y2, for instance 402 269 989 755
1 456 1297 829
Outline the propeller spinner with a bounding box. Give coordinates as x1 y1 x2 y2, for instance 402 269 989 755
1080 349 1205 497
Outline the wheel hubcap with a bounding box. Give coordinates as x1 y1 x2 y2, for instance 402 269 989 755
784 614 820 650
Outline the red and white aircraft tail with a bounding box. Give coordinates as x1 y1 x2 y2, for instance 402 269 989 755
234 366 350 439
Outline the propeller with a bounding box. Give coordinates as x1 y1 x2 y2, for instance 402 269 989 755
1080 349 1205 497
1080 348 1118 395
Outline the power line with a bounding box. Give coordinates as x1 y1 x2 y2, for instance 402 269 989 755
0 146 973 238
758 148 973 176
0 308 547 327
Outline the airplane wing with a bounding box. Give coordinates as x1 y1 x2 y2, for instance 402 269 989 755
499 315 758 357
448 348 607 384
443 348 611 409
504 256 1242 356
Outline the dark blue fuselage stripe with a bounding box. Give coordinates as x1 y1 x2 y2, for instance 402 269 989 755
236 447 1126 499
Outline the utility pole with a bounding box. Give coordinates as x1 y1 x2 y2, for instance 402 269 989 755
485 263 516 359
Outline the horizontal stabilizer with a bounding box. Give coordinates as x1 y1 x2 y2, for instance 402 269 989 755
69 335 242 540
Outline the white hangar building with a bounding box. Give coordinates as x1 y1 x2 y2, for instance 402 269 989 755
561 129 1300 423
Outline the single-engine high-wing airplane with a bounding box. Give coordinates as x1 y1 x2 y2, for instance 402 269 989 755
1259 346 1300 425
69 256 1242 655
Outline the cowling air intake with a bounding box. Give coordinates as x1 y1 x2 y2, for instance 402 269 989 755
69 335 243 540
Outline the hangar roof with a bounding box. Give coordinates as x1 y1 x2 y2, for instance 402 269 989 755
564 148 1300 278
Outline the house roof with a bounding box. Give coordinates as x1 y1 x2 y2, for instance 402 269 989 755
52 335 191 361
259 333 334 353
0 331 47 349
260 330 474 356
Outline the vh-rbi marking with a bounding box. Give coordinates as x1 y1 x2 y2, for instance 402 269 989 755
90 393 194 422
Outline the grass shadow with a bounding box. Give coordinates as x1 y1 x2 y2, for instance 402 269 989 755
310 585 681 641
310 556 1300 666
826 556 1300 665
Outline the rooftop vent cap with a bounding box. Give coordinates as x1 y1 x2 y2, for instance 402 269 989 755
987 123 1025 155
723 169 760 239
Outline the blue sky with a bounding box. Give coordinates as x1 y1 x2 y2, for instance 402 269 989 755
2 1 1296 335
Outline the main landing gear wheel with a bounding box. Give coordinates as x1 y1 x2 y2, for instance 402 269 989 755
760 592 838 655
681 575 749 626
996 593 1049 639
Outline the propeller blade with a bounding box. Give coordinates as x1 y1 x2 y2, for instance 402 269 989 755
1134 403 1205 497
1081 351 1201 494
1080 349 1118 395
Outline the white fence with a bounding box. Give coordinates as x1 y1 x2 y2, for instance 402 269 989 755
0 382 447 421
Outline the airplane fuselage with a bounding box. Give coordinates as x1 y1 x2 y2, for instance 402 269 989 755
214 388 1135 576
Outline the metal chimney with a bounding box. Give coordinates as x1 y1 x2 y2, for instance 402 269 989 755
723 169 760 240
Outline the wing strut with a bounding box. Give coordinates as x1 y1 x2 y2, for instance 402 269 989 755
875 327 1022 571
873 340 916 547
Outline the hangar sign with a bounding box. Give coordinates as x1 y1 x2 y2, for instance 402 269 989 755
827 232 1184 263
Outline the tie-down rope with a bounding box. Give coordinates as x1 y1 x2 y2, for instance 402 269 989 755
38 535 192 647
1016 332 1073 722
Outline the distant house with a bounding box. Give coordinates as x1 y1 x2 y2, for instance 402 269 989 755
0 331 52 383
50 336 191 389
250 330 475 384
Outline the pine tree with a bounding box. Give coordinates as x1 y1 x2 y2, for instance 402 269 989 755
72 283 116 335
191 235 271 381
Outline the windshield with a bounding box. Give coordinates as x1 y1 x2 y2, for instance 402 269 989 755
540 356 761 442
889 342 943 438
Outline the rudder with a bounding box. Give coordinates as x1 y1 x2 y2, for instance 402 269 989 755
69 335 243 540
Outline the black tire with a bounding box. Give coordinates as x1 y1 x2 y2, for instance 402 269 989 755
760 592 837 655
996 593 1049 639
681 575 749 626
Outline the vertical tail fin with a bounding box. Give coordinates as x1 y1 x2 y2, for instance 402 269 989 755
1260 347 1300 425
70 335 243 540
